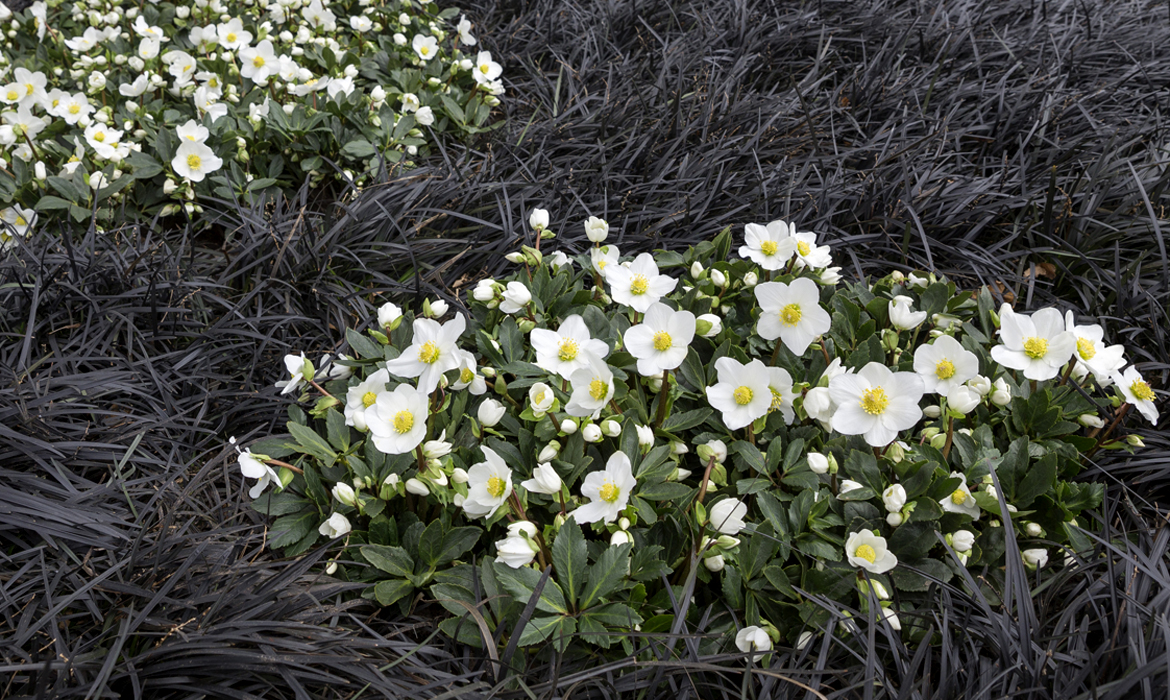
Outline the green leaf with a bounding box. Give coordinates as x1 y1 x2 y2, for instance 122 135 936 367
843 448 883 494
35 195 73 212
46 175 83 203
579 542 630 609
635 444 674 481
662 408 713 433
438 93 465 124
287 421 337 464
637 481 692 501
763 565 799 599
325 408 349 452
498 317 523 363
374 578 415 606
1015 452 1056 508
493 563 569 615
417 520 446 568
678 347 707 392
251 491 312 516
553 517 588 609
270 511 318 549
341 139 378 158
362 545 414 577
731 440 767 474
126 151 164 180
918 282 950 315
889 558 953 591
582 601 643 628
347 328 384 360
435 527 481 566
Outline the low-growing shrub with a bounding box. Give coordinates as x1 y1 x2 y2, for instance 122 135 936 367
239 211 1156 659
0 0 503 230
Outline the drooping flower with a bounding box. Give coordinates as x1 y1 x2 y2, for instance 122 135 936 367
463 445 513 519
495 532 538 569
754 277 832 356
457 15 477 45
709 497 748 535
738 220 795 270
275 352 312 395
384 315 467 394
499 281 531 314
845 531 898 574
623 302 695 377
735 626 773 662
829 362 925 447
1114 366 1159 424
913 335 979 396
990 306 1076 381
343 368 389 431
889 295 928 331
1064 311 1126 382
882 484 907 514
521 462 562 495
606 253 677 312
367 384 429 455
318 512 352 538
939 472 980 520
1022 548 1049 569
765 366 798 425
706 358 773 431
573 451 637 524
172 140 223 182
237 446 281 498
565 354 615 418
531 314 609 379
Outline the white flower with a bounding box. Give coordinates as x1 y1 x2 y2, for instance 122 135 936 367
1064 310 1126 381
881 484 907 514
1079 413 1105 428
275 352 312 395
710 269 727 287
531 314 609 379
790 229 833 269
414 106 435 126
820 267 843 285
83 123 124 160
947 385 981 415
377 302 403 329
237 447 281 499
119 75 150 97
807 452 830 474
706 358 773 431
709 498 747 535
696 313 722 338
990 377 1012 406
838 479 864 496
607 253 677 312
175 120 209 145
889 295 928 330
499 281 531 314
573 451 637 524
584 215 609 243
766 366 799 424
457 15 477 45
367 384 428 455
240 40 278 83
463 446 513 519
452 350 487 395
1114 366 1159 424
529 382 554 415
636 424 654 447
384 315 466 394
882 608 902 631
803 386 834 425
754 277 832 356
565 354 615 419
590 245 620 277
495 534 537 568
349 15 372 32
940 472 980 520
703 554 725 571
829 363 925 447
845 531 898 574
951 530 976 552
582 423 603 443
734 626 773 662
738 220 795 270
53 92 93 125
400 93 420 113
332 482 357 507
1022 548 1048 569
172 140 223 183
548 251 571 269
412 34 438 60
344 368 389 431
521 462 562 495
473 51 503 85
623 302 695 377
318 512 352 538
967 374 992 396
217 18 253 50
702 439 728 464
990 306 1076 381
478 398 505 427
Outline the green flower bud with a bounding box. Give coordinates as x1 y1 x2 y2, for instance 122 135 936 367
929 432 947 449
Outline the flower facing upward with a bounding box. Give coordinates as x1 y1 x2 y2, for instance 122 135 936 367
343 368 390 431
706 357 773 431
463 446 513 519
765 366 799 425
574 451 637 524
1114 366 1159 424
240 40 277 83
384 314 467 394
990 306 1076 381
412 34 439 60
845 531 898 573
367 384 428 455
790 230 833 269
738 220 796 270
1064 311 1126 382
623 302 695 377
216 18 253 50
829 362 925 447
939 472 980 520
565 354 615 419
590 245 620 277
606 253 678 312
531 314 609 379
172 140 223 182
913 335 979 396
754 277 832 356
176 119 209 145
473 51 503 85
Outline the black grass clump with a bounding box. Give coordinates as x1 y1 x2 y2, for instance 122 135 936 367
2 0 1169 696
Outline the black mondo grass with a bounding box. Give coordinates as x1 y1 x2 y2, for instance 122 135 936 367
1 0 1168 698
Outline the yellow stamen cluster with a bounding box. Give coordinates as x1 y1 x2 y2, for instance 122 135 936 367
362 391 377 407
935 359 955 380
253 56 266 68
769 388 785 412
797 241 811 256
630 274 649 295
558 339 579 361
1023 337 1048 359
860 387 889 415
854 544 877 563
589 379 608 401
652 331 672 351
487 475 506 498
733 386 753 405
460 367 475 383
780 303 802 326
533 390 547 406
186 154 202 171
68 104 80 115
1077 337 1096 360
950 489 968 505
226 32 237 42
599 480 619 503
418 340 440 364
392 409 414 434
760 240 778 256
1131 380 1155 402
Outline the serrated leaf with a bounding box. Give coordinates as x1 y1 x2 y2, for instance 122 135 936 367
637 481 692 501
553 517 587 609
251 491 312 516
325 408 349 452
662 408 713 433
362 544 414 577
346 328 384 360
435 527 481 566
762 565 799 599
731 440 766 474
270 511 318 549
493 562 569 614
287 421 337 464
374 578 415 606
580 543 630 609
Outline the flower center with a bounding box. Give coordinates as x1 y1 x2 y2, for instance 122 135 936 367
855 544 876 563
597 260 608 271
599 480 619 503
420 46 430 55
760 240 778 256
226 32 237 42
1023 337 1048 359
733 386 753 405
253 56 266 68
769 388 784 412
558 339 579 361
589 379 608 400
1077 337 1096 360
950 489 968 505
630 274 649 295
15 216 26 226
487 475 506 498
362 391 377 407
1131 380 1155 402
94 131 106 142
392 409 414 433
860 387 889 415
460 367 475 383
5 90 17 101
533 390 547 406
68 104 80 115
780 303 802 326
652 330 672 351
186 154 201 170
24 83 33 94
797 240 811 256
935 359 955 380
418 340 440 364
479 63 490 74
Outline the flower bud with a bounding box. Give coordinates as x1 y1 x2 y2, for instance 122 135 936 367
378 302 403 330
610 530 632 546
947 386 981 415
560 418 578 435
537 441 561 462
929 432 948 449
332 483 357 506
710 269 727 288
696 313 722 338
505 251 525 263
690 261 704 278
885 441 907 463
635 424 654 447
743 271 758 287
967 375 993 396
584 215 608 243
807 452 830 474
405 478 430 496
803 387 834 423
529 207 549 231
1127 434 1146 447
990 378 1012 406
1024 522 1044 537
428 299 449 317
601 419 621 437
703 554 725 572
886 512 904 527
715 535 740 549
1078 414 1104 428
582 423 602 443
477 398 505 427
451 468 469 484
671 440 689 455
1022 548 1048 569
881 484 907 513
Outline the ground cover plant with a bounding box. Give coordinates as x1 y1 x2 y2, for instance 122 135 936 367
1 0 1168 697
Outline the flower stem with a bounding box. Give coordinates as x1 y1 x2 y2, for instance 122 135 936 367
695 456 717 504
265 458 303 474
309 379 335 400
941 416 955 460
1057 359 1077 387
1087 403 1131 457
653 369 670 427
819 340 831 367
415 445 428 474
